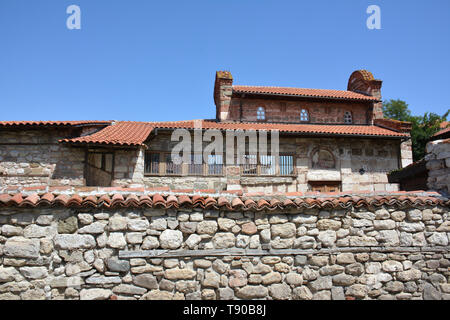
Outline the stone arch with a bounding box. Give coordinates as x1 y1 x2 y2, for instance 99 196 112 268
310 147 336 169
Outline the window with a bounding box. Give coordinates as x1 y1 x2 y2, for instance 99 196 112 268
165 154 182 175
241 154 295 176
189 154 203 175
257 107 266 120
145 153 160 174
279 155 294 176
144 152 181 175
344 111 353 124
260 155 276 175
241 154 258 175
300 109 309 122
208 154 223 175
145 152 224 176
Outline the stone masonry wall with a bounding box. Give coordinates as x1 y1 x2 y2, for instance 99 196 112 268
145 133 401 193
426 139 450 195
0 203 448 300
0 129 85 187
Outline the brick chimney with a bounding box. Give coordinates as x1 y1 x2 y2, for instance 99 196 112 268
347 70 383 121
214 71 233 122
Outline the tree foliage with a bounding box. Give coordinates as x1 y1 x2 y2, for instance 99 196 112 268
382 99 449 161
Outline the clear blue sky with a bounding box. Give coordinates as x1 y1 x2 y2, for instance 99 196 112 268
1 0 449 122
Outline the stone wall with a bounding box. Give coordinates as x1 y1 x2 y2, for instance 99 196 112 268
0 129 85 187
426 138 450 195
0 201 448 300
145 133 401 193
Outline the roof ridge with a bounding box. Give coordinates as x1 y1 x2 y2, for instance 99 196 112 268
233 85 355 92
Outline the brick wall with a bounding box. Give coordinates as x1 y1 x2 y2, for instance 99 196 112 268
227 97 371 124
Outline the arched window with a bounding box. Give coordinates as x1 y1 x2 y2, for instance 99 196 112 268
344 111 353 124
257 106 266 120
300 109 309 122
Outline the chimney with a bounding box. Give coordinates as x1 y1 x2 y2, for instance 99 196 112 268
214 71 233 122
347 70 383 121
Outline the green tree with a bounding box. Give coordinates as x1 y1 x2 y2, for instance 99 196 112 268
382 100 411 122
382 99 449 161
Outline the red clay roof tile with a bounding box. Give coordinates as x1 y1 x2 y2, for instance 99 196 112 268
433 126 450 138
0 190 447 210
0 121 111 127
42 117 408 147
233 85 378 101
144 119 408 138
61 121 154 146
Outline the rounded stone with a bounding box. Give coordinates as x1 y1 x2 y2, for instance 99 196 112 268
269 283 291 300
212 233 235 249
271 223 296 238
196 221 218 235
285 273 303 286
241 222 258 235
142 236 159 249
317 219 342 230
236 286 268 299
107 233 127 249
159 230 183 249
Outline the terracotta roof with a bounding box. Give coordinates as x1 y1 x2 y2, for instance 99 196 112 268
0 190 447 210
233 86 378 101
0 121 111 127
144 119 408 138
60 121 154 146
433 124 450 138
60 119 408 146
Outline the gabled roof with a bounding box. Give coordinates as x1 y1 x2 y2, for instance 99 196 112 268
233 85 378 102
59 119 409 146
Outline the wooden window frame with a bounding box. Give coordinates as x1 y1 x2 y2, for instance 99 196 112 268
207 154 224 176
144 151 224 177
240 153 296 177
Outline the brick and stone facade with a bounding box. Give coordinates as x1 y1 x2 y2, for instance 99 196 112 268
0 70 413 193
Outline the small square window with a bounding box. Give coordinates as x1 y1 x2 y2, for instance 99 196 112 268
344 111 353 124
300 109 309 122
257 107 266 120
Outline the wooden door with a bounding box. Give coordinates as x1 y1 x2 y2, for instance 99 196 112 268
309 181 341 193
